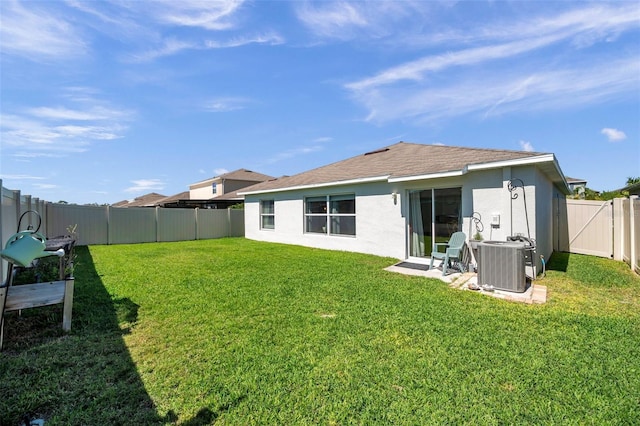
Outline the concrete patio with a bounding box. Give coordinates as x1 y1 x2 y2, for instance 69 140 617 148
385 262 547 304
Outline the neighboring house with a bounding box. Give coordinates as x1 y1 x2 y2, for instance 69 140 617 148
565 176 587 196
112 192 167 208
153 191 190 208
186 169 275 209
240 142 571 272
114 169 275 209
189 169 275 199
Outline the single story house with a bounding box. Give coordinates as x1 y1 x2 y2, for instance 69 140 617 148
240 142 571 273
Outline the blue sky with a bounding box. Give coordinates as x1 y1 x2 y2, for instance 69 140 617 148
1 0 639 205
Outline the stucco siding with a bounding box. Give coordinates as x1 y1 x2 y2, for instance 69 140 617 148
190 185 214 199
533 167 554 265
463 169 506 241
245 182 406 259
246 167 557 269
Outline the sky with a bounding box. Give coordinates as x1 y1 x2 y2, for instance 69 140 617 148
1 0 639 205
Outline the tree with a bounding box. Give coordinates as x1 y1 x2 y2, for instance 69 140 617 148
626 177 640 185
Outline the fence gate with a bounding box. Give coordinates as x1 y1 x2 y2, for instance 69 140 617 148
554 198 613 258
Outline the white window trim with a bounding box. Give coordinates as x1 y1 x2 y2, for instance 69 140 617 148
304 194 356 237
260 199 275 230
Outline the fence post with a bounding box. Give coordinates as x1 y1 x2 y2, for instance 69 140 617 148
107 205 112 245
13 190 21 230
195 208 199 240
34 198 40 233
631 196 638 273
155 206 160 242
0 180 4 282
613 198 624 261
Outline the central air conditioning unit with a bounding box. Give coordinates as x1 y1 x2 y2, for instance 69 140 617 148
477 241 528 292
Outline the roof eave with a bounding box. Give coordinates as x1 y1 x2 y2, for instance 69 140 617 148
239 175 390 196
388 170 463 183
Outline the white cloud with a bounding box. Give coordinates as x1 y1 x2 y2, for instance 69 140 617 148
128 38 197 62
344 3 640 124
125 179 165 193
0 92 133 157
0 0 87 60
519 140 535 152
295 1 424 41
0 174 46 181
150 0 244 30
296 1 368 39
313 137 333 143
28 106 128 121
130 32 283 62
204 32 284 49
214 168 230 176
347 35 564 92
265 144 324 164
601 128 627 142
204 97 252 113
33 183 58 190
347 57 640 124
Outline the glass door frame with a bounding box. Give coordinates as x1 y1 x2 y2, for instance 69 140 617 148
407 187 462 262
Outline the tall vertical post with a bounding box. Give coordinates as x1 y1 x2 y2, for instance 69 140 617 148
631 196 638 273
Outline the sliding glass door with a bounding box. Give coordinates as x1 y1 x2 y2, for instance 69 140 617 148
409 188 462 258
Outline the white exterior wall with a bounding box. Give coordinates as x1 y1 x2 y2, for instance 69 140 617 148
245 181 407 259
246 167 555 265
533 168 555 264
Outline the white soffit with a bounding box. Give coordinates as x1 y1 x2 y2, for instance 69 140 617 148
388 170 463 183
239 175 390 195
465 154 556 171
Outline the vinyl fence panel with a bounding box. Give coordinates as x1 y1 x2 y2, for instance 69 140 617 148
1 187 20 252
197 209 231 239
47 203 109 245
229 209 245 237
109 207 157 244
157 208 196 242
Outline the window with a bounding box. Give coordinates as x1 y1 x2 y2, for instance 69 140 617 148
260 200 275 229
212 183 218 194
305 194 355 236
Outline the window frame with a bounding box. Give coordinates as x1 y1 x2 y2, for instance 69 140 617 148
304 194 356 236
260 199 275 230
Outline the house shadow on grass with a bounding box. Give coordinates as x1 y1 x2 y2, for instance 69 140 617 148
546 251 570 272
0 246 174 425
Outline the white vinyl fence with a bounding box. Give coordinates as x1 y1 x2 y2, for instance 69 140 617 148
46 204 244 246
554 196 639 273
1 181 244 280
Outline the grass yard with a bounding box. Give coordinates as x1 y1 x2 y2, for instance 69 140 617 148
1 238 639 425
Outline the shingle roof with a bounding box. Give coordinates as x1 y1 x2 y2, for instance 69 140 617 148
154 191 190 206
219 168 274 182
210 189 243 201
112 192 167 207
241 142 551 193
190 169 275 187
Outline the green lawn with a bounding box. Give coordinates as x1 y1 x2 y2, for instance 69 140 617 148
1 238 639 425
